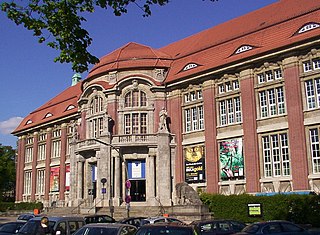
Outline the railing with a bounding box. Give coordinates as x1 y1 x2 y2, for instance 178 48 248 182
71 200 86 214
112 134 157 145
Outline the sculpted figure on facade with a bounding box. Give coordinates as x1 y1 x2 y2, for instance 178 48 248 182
158 107 168 132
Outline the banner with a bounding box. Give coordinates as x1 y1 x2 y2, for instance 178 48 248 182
219 138 244 180
185 145 205 183
50 167 59 192
65 165 70 191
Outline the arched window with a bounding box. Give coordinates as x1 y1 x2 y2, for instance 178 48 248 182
91 96 103 114
125 90 147 107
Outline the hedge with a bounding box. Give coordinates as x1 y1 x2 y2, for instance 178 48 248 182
0 202 43 212
200 193 320 226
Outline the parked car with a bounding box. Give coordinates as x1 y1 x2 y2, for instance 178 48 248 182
117 217 147 228
17 216 85 235
0 222 26 235
16 214 40 223
140 216 184 226
234 220 319 235
84 214 116 224
135 223 198 235
73 223 137 235
190 219 246 235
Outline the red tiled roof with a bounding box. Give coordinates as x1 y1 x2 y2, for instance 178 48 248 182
13 0 320 134
88 42 172 79
12 82 83 134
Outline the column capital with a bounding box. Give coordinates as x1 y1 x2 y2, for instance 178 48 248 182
239 69 253 80
282 56 299 68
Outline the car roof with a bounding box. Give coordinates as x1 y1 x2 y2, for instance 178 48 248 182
140 223 193 228
83 223 135 228
30 216 84 222
84 214 113 218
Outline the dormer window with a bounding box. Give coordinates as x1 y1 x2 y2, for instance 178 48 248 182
183 63 198 71
298 23 320 34
66 105 76 111
44 113 53 118
235 45 253 54
26 120 33 125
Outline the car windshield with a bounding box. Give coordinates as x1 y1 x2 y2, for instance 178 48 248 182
18 221 55 234
136 227 194 235
242 224 260 234
75 227 119 235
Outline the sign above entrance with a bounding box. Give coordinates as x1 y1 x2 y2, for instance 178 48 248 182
128 160 145 179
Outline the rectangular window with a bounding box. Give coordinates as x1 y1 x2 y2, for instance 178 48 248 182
184 94 190 103
258 73 265 84
305 78 320 110
52 140 61 158
218 84 225 94
38 144 46 161
303 61 312 72
233 80 240 90
259 86 285 118
185 109 191 132
266 71 273 82
274 69 282 80
24 171 32 195
184 105 204 132
124 114 131 134
36 169 45 194
313 58 320 70
310 128 320 173
124 113 148 134
219 97 242 126
262 133 290 177
25 146 33 163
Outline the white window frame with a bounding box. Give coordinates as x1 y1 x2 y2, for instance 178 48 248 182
184 105 204 132
310 128 320 174
305 78 320 110
262 133 290 178
219 97 242 126
38 144 46 161
36 169 45 194
24 171 32 195
52 140 61 158
259 86 285 118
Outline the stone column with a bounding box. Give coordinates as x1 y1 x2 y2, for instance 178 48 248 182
31 132 38 201
146 150 157 206
77 159 84 200
59 123 67 203
44 128 52 207
113 151 121 205
283 56 309 190
240 69 260 193
157 131 172 206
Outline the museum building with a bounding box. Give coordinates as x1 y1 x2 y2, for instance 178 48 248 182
12 0 320 211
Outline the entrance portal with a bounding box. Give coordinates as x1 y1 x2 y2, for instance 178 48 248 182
130 180 146 202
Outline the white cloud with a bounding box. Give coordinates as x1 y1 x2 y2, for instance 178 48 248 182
0 117 23 134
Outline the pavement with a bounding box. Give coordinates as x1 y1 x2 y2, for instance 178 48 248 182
0 216 18 224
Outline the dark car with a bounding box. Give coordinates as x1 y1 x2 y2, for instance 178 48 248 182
17 216 85 235
84 214 116 224
136 223 198 235
0 222 26 235
140 216 184 226
234 220 318 235
191 219 246 235
16 214 39 223
117 217 147 228
73 223 137 235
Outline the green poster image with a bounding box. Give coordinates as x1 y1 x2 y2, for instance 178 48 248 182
219 138 244 180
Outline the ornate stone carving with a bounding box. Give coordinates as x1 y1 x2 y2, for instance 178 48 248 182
175 182 202 205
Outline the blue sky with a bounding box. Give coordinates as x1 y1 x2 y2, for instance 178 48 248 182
0 0 278 148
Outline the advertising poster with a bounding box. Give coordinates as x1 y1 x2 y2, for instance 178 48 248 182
219 138 244 180
65 165 70 191
185 145 205 183
50 167 60 192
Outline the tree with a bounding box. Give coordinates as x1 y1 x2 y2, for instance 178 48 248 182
0 144 16 201
1 0 217 73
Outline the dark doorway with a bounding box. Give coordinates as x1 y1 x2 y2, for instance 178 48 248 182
130 180 146 202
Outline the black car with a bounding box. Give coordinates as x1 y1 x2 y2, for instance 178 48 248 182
135 223 198 235
190 219 246 235
0 222 26 235
73 223 137 235
118 217 147 228
84 214 116 224
234 220 318 235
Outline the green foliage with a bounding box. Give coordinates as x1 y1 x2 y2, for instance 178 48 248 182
0 202 43 212
0 144 16 201
1 0 171 73
1 0 218 73
200 193 320 227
